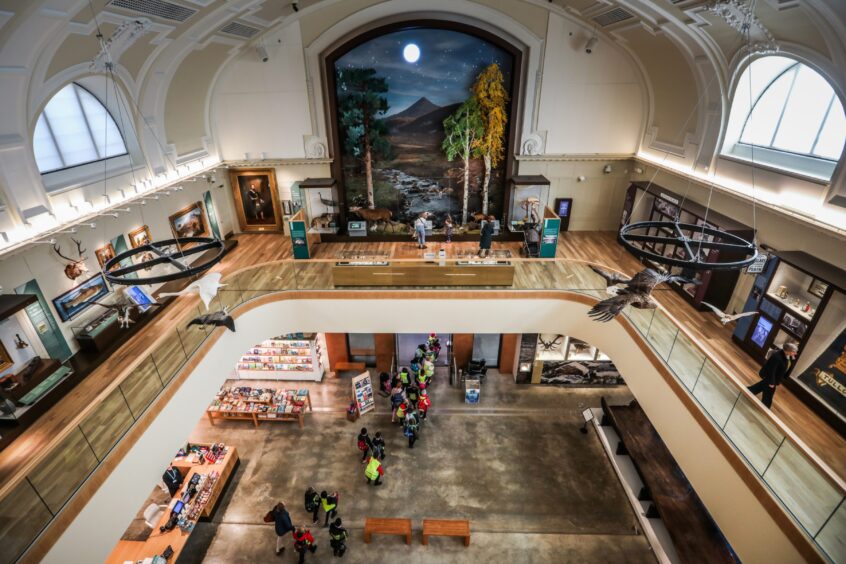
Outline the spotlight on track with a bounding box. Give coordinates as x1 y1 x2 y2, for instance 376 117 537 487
585 35 598 54
256 45 269 63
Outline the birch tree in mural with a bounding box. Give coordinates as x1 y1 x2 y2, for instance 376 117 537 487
442 97 484 225
336 68 390 208
473 64 509 216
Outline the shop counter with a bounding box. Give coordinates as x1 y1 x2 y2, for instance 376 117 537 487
106 446 239 564
332 260 514 286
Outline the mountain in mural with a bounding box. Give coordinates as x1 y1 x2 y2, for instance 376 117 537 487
386 96 440 126
386 97 461 135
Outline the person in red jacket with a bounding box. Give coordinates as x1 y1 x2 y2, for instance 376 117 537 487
292 525 317 563
417 389 431 421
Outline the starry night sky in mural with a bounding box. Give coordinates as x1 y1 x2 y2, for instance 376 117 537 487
335 28 513 116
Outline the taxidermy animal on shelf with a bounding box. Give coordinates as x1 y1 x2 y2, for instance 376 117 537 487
53 238 89 280
587 266 699 322
348 206 392 222
187 306 235 333
14 334 29 349
521 197 540 223
701 301 758 326
311 214 333 229
159 272 225 310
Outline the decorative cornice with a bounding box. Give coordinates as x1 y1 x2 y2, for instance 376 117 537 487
515 153 635 162
224 158 334 167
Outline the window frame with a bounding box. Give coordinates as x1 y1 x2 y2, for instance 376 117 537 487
34 82 130 175
721 55 845 182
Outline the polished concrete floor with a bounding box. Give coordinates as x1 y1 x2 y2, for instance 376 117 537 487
177 371 655 563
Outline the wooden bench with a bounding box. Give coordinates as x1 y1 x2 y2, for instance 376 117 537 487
334 361 366 373
422 519 470 546
363 518 412 545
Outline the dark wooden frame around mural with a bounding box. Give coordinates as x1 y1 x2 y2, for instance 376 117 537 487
322 19 525 230
228 168 284 232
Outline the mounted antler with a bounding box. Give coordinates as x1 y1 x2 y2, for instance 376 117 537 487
54 238 89 280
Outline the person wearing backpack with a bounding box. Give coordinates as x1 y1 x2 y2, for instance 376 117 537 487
406 383 419 405
417 389 431 422
390 385 404 422
356 427 372 463
321 490 339 526
329 517 349 557
404 411 419 448
292 525 317 563
264 501 294 555
364 454 384 486
394 401 408 424
398 367 410 389
304 486 321 524
371 431 386 461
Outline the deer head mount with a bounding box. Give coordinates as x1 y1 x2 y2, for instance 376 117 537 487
53 238 89 280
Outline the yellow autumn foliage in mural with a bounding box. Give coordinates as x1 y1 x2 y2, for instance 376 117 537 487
472 63 509 216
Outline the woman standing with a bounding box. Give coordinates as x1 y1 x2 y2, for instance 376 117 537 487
479 215 495 258
414 212 428 249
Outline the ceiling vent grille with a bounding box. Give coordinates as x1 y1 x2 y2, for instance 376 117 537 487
219 21 260 39
108 0 197 23
593 7 635 27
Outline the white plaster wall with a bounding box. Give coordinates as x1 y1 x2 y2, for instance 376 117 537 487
211 21 312 160
43 296 806 564
0 180 236 357
537 13 644 155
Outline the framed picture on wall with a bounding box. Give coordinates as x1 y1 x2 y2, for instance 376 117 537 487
168 201 209 240
0 340 12 372
128 225 152 248
808 278 828 299
94 243 116 270
51 273 111 322
229 168 283 232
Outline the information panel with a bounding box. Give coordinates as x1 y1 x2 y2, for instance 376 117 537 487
290 220 310 259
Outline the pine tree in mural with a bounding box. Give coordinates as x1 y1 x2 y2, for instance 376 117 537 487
472 63 509 216
336 68 390 208
442 97 484 225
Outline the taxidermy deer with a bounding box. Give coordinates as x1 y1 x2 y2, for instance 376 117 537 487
53 238 89 280
348 206 392 222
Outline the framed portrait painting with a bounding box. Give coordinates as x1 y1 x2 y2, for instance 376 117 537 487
128 225 152 248
229 168 283 232
94 243 117 270
169 201 209 241
0 340 12 372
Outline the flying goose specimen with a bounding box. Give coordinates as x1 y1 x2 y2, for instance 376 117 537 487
187 306 235 333
701 301 758 325
588 266 699 322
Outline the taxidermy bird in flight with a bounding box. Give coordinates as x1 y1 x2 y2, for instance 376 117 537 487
160 272 225 310
187 306 235 333
587 266 699 322
701 301 758 325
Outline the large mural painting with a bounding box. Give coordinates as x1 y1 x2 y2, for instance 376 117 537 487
333 27 515 233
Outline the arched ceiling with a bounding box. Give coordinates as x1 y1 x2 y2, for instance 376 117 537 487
0 0 843 232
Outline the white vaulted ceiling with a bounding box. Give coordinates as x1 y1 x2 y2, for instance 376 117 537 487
0 0 844 245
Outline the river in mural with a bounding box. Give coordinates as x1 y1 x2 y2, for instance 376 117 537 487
333 27 514 232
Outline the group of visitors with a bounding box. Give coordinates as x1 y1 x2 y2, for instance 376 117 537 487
413 212 497 257
357 427 386 486
265 488 347 561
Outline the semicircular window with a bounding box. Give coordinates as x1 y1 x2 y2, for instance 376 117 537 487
33 82 128 174
722 56 846 181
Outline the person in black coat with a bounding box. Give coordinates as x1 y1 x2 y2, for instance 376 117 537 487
478 215 495 258
162 464 183 497
747 343 798 408
270 502 294 555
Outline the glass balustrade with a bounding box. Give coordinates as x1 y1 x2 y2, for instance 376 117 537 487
1 255 842 563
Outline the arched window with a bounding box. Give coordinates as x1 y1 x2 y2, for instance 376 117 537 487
722 56 846 180
33 82 128 174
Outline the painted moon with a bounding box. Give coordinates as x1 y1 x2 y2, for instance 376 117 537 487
403 43 420 63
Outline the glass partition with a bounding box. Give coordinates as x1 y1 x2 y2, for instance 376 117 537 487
78 387 134 460
120 356 163 419
0 480 53 563
27 428 98 514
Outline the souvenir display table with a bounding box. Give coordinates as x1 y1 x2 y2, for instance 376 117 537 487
206 386 312 428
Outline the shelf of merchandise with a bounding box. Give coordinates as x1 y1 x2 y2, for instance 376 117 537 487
236 334 325 381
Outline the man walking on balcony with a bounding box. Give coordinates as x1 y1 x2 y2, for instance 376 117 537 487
747 342 798 409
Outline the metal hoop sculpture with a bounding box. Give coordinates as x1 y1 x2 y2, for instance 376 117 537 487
619 221 758 271
103 237 225 285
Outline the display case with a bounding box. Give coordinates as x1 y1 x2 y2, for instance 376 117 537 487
620 182 755 311
732 249 846 433
236 333 325 381
507 175 550 231
300 178 340 234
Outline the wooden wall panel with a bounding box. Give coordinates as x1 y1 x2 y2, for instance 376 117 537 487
499 333 519 375
324 333 349 372
452 334 474 369
375 333 395 373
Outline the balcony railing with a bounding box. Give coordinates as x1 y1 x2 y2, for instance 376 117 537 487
1 257 843 563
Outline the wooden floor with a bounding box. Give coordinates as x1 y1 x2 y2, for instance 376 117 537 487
0 230 843 498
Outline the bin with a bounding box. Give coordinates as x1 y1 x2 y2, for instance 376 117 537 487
465 379 480 404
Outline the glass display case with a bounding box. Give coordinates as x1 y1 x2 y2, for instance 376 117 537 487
507 175 550 231
300 178 340 234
